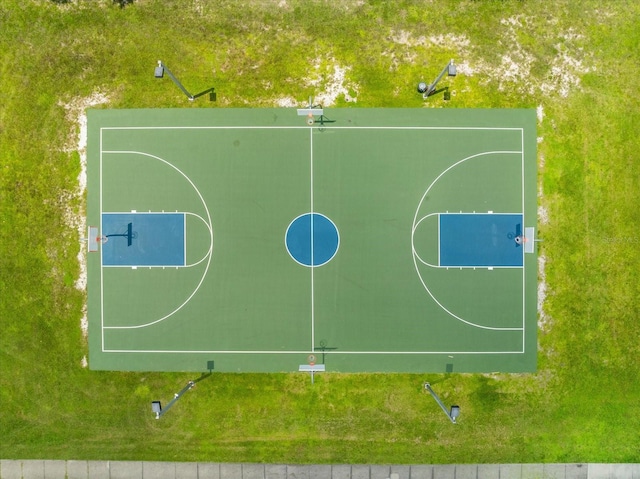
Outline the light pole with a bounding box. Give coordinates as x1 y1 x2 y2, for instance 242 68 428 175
151 380 195 419
418 60 457 99
425 382 460 424
154 61 216 102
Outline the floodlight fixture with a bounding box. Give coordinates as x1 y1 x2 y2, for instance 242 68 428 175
425 382 460 424
418 59 457 99
151 401 162 419
449 405 461 423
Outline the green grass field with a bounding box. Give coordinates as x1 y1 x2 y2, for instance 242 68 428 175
1 0 639 464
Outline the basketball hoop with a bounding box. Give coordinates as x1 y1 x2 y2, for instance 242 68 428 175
307 354 316 366
306 113 314 126
514 235 526 245
96 235 108 244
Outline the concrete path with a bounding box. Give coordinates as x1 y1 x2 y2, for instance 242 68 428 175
0 461 638 479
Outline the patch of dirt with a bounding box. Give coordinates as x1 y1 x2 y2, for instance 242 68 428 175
538 204 549 225
274 96 300 108
428 33 471 50
60 91 110 339
539 38 594 98
493 17 595 97
305 57 359 105
537 254 551 332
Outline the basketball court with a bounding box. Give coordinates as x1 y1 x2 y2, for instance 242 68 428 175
86 107 537 373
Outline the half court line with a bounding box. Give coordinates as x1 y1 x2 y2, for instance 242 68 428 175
309 127 315 353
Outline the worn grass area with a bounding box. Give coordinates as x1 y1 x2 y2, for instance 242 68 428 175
1 0 639 463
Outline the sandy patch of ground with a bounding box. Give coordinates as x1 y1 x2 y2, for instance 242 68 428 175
451 61 475 76
60 91 110 346
275 0 364 11
428 33 471 50
274 96 300 108
540 38 594 98
386 30 471 74
537 254 550 332
495 16 538 95
389 29 471 50
61 91 109 197
389 29 426 47
305 57 359 105
538 203 549 226
493 16 595 97
389 18 593 101
407 15 593 99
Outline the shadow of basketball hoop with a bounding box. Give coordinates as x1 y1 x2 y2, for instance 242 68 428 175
316 339 338 365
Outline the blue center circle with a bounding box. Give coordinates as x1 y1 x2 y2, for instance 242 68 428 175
285 213 339 267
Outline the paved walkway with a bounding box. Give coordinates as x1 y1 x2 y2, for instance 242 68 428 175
0 461 638 479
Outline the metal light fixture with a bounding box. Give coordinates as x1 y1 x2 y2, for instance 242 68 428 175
449 405 461 423
151 401 162 419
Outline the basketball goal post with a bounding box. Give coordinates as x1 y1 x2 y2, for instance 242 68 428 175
299 354 325 384
297 96 325 126
88 226 107 252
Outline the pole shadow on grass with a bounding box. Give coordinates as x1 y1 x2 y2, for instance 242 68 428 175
425 86 451 100
194 359 215 383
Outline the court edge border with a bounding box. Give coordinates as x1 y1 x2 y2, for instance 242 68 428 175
96 125 533 357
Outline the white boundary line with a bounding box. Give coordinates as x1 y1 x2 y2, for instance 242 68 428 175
309 127 315 353
103 349 524 354
437 213 440 267
97 125 531 356
100 129 105 350
521 128 526 352
99 126 525 131
103 210 190 214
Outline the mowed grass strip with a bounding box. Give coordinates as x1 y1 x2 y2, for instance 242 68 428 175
1 0 639 463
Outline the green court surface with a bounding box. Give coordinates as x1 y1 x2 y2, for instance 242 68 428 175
87 108 537 373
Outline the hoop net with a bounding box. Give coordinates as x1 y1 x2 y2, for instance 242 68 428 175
307 354 316 366
96 235 108 244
